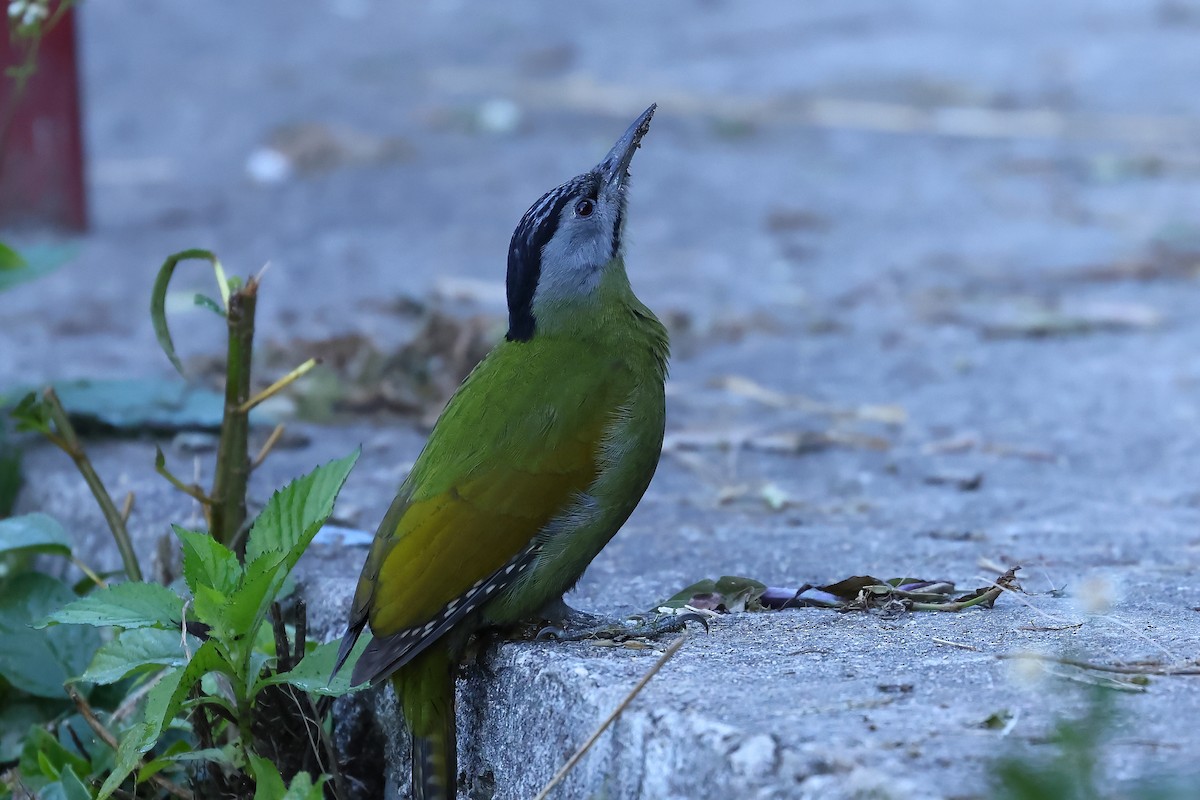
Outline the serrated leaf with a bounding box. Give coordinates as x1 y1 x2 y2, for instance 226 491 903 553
221 553 285 642
78 627 189 684
94 665 194 798
219 452 357 642
147 642 233 744
191 582 236 636
0 573 99 697
261 636 369 697
150 248 224 376
0 513 71 558
174 526 241 597
37 581 184 630
245 451 359 570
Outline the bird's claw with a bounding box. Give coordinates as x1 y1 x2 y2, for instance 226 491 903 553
535 610 710 644
674 611 711 634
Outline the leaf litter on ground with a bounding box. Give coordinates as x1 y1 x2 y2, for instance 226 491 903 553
658 567 1022 617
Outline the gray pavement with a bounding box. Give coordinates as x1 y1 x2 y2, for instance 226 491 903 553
7 1 1200 798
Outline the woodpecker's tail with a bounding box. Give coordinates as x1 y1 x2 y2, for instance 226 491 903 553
393 648 457 800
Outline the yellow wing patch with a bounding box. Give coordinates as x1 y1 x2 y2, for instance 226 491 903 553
365 408 607 637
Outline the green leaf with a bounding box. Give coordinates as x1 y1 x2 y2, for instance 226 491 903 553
58 765 95 800
190 582 235 636
94 661 202 799
150 248 224 376
261 636 369 697
38 581 183 630
248 752 287 800
193 293 226 317
0 699 68 762
145 642 232 746
138 745 230 783
0 242 75 293
217 452 357 643
245 451 359 570
96 721 156 800
9 390 52 435
247 754 325 800
20 726 91 783
221 553 284 642
174 526 241 597
78 627 188 685
283 772 326 800
0 513 72 558
0 573 99 697
0 241 25 270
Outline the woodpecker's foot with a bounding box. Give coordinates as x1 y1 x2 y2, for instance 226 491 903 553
534 603 709 643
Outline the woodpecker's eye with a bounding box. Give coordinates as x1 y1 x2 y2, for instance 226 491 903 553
574 198 595 217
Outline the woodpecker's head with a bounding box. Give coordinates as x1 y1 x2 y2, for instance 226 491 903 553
505 104 656 341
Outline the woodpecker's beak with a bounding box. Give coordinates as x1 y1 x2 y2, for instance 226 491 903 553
597 103 656 190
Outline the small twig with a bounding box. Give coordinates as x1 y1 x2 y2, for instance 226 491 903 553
269 603 292 672
532 634 688 800
110 669 169 724
971 570 1076 627
237 358 319 414
999 708 1021 737
179 599 194 661
1042 665 1148 692
70 555 108 589
119 491 135 524
997 652 1200 677
294 599 307 665
42 388 143 581
250 423 286 471
155 446 214 504
1018 623 1084 632
282 684 351 800
910 585 1003 612
67 685 195 800
1096 612 1182 665
931 637 980 651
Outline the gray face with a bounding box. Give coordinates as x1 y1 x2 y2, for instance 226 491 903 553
536 172 628 300
505 105 656 342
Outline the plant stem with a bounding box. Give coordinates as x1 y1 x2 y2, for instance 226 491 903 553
42 388 143 581
250 423 286 472
210 277 258 555
237 358 318 414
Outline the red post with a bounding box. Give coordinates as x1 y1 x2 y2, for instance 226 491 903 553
0 5 87 231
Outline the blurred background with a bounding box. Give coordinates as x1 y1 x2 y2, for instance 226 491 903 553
6 2 1200 796
5 0 1200 402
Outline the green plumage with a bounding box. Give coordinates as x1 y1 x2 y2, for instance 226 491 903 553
335 105 665 800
